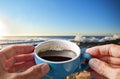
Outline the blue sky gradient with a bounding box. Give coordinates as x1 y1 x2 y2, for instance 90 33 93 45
0 0 120 36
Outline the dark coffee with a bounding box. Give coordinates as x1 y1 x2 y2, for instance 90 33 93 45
38 50 76 62
41 56 71 62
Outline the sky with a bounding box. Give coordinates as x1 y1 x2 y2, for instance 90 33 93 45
0 0 120 36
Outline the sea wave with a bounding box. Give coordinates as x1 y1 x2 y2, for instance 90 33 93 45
0 34 120 44
74 34 120 42
0 35 120 49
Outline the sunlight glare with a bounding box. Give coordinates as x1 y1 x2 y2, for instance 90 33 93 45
0 21 8 39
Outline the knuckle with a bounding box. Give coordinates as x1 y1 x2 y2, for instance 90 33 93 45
98 67 106 76
30 67 40 75
30 66 37 72
8 45 17 53
30 66 43 78
98 62 107 76
31 66 42 74
9 45 17 50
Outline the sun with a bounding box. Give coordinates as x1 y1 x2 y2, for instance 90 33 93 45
0 21 8 37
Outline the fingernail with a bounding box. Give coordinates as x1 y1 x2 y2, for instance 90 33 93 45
41 64 50 74
86 49 90 52
89 58 99 69
86 48 92 53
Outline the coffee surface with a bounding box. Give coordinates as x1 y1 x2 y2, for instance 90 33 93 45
38 50 76 62
41 56 71 62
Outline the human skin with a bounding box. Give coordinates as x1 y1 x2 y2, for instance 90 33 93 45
0 44 49 79
86 44 120 79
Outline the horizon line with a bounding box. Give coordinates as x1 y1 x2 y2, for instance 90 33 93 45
0 34 116 37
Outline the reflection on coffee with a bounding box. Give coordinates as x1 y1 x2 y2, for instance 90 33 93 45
38 50 76 62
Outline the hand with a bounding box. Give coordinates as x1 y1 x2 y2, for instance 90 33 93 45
86 44 120 79
0 44 50 79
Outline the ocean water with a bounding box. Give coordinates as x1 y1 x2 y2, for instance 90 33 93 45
0 36 74 49
0 35 118 44
0 35 107 41
0 36 75 40
0 35 119 49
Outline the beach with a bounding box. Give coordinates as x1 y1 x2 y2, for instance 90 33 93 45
0 35 120 79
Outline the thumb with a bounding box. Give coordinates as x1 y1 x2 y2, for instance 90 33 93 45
18 64 50 79
89 58 113 79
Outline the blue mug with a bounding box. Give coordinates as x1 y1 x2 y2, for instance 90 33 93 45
34 39 91 78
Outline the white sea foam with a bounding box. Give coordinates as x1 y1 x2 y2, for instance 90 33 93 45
74 36 100 42
98 36 113 42
74 34 120 42
113 34 120 39
99 34 120 42
74 35 83 42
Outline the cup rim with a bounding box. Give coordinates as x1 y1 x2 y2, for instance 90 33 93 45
34 39 80 64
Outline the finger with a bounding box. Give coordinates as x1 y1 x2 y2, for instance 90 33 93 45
109 64 120 68
87 68 107 79
90 71 107 79
89 58 114 79
16 64 50 79
0 44 34 60
6 53 34 68
100 56 120 65
86 44 120 57
87 68 106 79
7 60 35 73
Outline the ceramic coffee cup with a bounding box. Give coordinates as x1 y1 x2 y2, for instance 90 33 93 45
34 39 91 78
